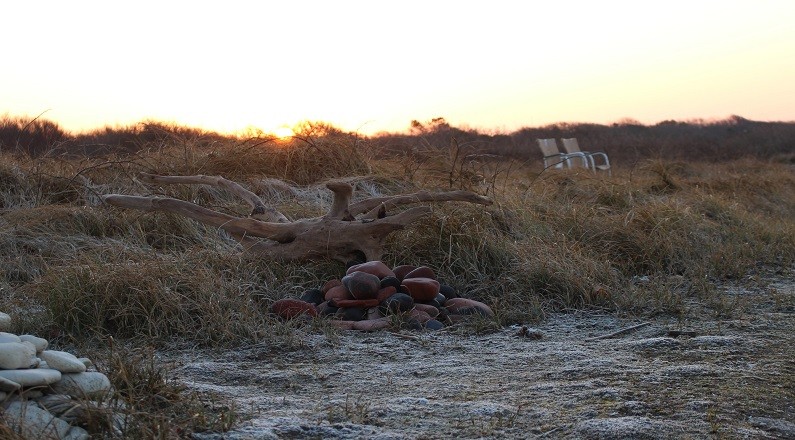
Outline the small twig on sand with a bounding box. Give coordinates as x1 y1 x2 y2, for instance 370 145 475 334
585 322 651 342
388 331 420 341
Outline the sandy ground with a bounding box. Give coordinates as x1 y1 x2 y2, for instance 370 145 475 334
171 273 794 439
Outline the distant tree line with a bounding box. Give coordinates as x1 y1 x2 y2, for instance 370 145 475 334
1 113 793 163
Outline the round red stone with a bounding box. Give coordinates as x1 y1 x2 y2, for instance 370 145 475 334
401 277 440 302
404 266 436 280
325 285 353 302
270 299 318 319
392 265 417 281
342 271 381 299
444 297 495 317
346 261 395 279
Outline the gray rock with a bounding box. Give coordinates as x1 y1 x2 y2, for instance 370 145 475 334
77 357 94 370
19 334 48 353
0 312 10 332
0 341 38 369
0 331 21 343
2 400 72 440
0 368 62 387
0 374 22 392
64 425 91 440
50 371 112 399
40 350 87 374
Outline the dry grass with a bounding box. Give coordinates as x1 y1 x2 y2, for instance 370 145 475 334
0 126 793 438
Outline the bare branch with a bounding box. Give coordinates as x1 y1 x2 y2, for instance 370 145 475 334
138 173 289 223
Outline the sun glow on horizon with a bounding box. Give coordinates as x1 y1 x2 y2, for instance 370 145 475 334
273 126 295 140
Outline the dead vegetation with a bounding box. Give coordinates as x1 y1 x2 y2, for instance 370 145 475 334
0 118 793 437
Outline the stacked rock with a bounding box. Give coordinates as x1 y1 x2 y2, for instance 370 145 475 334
270 261 494 331
0 314 112 440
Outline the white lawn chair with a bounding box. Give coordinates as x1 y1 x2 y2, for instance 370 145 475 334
561 138 611 175
536 138 588 169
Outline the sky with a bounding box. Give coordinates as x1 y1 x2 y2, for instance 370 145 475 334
1 1 794 136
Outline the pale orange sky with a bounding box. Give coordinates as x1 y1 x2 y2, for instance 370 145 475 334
1 1 794 135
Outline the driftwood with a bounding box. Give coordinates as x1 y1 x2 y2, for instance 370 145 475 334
101 173 492 262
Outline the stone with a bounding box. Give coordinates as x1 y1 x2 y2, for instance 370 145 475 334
439 284 459 300
408 308 433 323
0 341 37 369
444 297 495 317
404 266 436 280
401 278 441 302
413 303 440 318
50 371 112 399
380 276 401 290
18 335 48 353
40 350 87 374
403 318 423 330
0 312 10 332
0 390 6 400
64 426 91 440
77 358 94 370
270 299 318 320
329 320 356 330
321 279 342 294
2 400 72 440
380 292 414 314
336 307 367 321
299 288 325 305
316 301 339 317
392 265 417 281
352 317 391 331
366 307 382 320
332 298 380 309
346 261 395 279
341 271 381 300
0 374 21 392
325 285 353 303
376 286 398 302
0 331 21 343
434 292 447 306
424 319 445 330
0 368 61 387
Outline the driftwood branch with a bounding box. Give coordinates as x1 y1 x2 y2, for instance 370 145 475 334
102 174 492 262
138 173 290 223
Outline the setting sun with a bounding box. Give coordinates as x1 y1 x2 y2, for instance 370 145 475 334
273 126 294 139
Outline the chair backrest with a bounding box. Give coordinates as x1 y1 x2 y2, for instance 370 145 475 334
536 138 560 157
560 138 582 154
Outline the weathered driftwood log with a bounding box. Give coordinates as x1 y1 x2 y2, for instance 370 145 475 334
102 173 492 262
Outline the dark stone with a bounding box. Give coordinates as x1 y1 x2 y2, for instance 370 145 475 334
392 265 417 282
403 318 424 330
342 271 381 300
316 301 339 316
380 276 401 290
424 319 445 330
439 284 459 300
404 266 436 280
299 288 324 305
337 307 367 321
380 292 414 315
